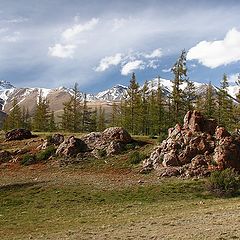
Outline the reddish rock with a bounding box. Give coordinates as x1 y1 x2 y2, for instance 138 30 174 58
142 110 240 176
183 110 217 135
213 136 240 170
215 126 230 140
162 150 179 167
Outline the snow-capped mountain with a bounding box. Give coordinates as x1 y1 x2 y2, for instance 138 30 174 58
95 84 128 101
0 78 239 114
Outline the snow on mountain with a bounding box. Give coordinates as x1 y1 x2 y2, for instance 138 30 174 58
227 85 239 99
1 78 240 113
0 80 15 109
95 84 128 101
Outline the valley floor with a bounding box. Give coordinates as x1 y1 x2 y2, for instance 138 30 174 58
1 163 240 240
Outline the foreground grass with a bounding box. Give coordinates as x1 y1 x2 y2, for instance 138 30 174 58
1 173 240 240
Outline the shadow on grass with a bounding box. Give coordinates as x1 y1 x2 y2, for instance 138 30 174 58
0 181 46 192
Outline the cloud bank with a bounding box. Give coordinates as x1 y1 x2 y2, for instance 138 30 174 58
95 48 163 75
187 28 240 68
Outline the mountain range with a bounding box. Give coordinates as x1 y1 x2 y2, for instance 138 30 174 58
0 79 239 116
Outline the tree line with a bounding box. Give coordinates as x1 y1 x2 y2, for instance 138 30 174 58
3 50 240 134
3 83 106 133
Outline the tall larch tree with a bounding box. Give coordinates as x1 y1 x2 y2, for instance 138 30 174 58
171 50 187 123
125 72 141 134
183 79 196 112
3 98 22 130
203 82 216 119
217 74 234 128
61 83 82 132
32 91 50 131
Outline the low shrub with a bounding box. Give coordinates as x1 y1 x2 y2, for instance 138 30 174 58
129 151 147 165
125 143 136 151
20 154 37 166
36 146 56 161
206 168 240 197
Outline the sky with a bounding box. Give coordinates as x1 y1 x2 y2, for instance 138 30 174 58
0 0 240 93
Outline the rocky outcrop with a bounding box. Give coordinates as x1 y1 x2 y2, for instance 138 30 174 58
56 136 88 157
81 127 133 157
40 133 64 150
56 127 133 159
142 110 240 177
5 129 33 141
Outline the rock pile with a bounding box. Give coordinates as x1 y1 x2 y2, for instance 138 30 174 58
56 127 133 159
5 128 33 141
142 110 240 177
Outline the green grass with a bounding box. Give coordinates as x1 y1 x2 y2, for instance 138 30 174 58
0 178 212 239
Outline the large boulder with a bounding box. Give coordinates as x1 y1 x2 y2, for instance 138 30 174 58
142 110 240 177
102 127 132 143
213 136 240 170
5 129 32 141
183 110 217 135
81 127 133 156
56 136 88 157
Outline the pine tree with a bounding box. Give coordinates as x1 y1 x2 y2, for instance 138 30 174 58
32 91 50 132
156 77 167 134
3 98 22 130
124 72 141 134
183 79 196 111
217 74 234 128
61 83 82 132
171 50 187 123
140 81 149 135
82 93 97 132
49 111 57 132
111 102 120 127
203 82 216 118
21 106 31 130
97 106 106 131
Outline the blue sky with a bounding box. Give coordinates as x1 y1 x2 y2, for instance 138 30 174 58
0 0 240 93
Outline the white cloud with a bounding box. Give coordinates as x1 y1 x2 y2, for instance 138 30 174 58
62 18 99 40
187 28 240 68
145 48 162 58
95 48 163 75
121 60 145 75
48 44 76 58
95 53 122 72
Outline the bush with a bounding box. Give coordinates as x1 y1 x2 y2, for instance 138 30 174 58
20 154 37 166
129 151 147 165
125 143 136 151
206 168 240 197
36 146 56 161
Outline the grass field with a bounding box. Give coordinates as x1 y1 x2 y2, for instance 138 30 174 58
0 134 240 239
